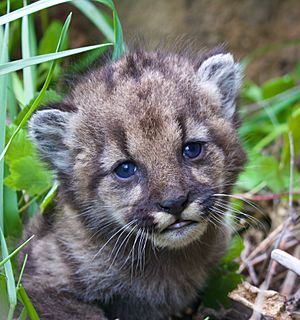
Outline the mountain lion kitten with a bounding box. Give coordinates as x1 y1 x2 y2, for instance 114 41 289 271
22 48 246 319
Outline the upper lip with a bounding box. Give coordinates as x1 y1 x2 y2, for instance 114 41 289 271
163 219 196 231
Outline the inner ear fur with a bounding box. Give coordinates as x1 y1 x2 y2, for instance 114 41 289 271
29 106 74 173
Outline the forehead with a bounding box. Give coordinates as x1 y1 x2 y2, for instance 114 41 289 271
70 52 221 155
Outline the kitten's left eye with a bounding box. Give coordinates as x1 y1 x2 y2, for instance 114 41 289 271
114 162 137 179
183 142 203 159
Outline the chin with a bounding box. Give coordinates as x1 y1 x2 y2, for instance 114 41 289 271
153 220 209 249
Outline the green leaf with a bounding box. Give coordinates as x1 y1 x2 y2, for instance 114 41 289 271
4 156 52 196
3 168 22 238
241 81 263 103
5 126 33 163
221 236 244 264
38 20 65 55
200 236 244 309
257 156 284 193
262 74 295 99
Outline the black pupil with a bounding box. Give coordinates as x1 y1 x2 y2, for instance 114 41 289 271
183 142 202 159
115 162 136 179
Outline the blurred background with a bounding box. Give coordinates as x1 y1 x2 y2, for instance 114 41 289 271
51 0 300 82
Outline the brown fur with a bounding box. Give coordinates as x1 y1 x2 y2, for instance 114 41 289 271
23 49 246 319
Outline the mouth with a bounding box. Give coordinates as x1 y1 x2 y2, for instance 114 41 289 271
163 219 198 232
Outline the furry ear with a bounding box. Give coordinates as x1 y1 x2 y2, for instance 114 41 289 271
197 53 242 120
29 109 72 173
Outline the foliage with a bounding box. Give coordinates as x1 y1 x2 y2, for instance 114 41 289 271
0 1 124 318
238 70 300 195
0 0 300 317
200 236 244 309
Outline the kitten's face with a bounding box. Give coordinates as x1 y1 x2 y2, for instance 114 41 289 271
30 50 246 248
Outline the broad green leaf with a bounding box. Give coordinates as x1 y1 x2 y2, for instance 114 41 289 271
5 126 33 163
237 152 265 191
241 81 263 103
257 156 284 193
4 156 52 196
221 236 244 264
262 74 295 99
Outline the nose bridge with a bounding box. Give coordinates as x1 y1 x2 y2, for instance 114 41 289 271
148 159 187 202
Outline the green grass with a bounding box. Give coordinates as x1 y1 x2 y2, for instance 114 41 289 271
0 0 300 317
0 1 125 318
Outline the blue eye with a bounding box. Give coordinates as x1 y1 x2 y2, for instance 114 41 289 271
114 162 137 179
183 142 203 159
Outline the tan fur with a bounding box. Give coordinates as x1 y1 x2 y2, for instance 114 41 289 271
23 49 246 319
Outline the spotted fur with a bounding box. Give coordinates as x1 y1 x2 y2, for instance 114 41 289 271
22 49 246 319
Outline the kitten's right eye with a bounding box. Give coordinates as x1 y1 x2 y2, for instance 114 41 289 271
114 162 137 179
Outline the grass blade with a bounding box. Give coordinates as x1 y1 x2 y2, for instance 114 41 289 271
0 274 10 318
0 12 73 161
0 0 70 25
17 254 28 288
73 0 114 42
17 285 40 320
0 1 10 232
21 0 36 104
0 235 34 268
0 228 17 319
0 15 110 163
0 0 125 59
0 42 112 76
40 180 58 211
18 308 28 320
